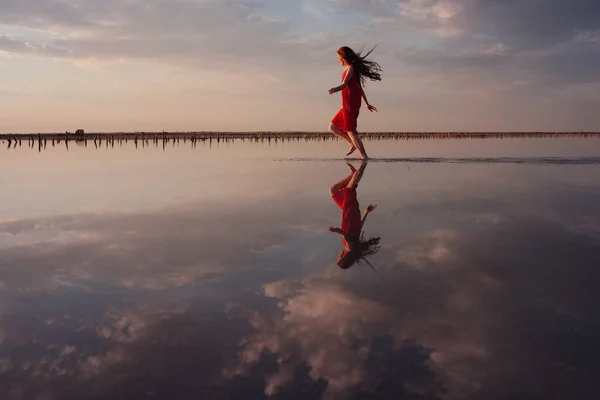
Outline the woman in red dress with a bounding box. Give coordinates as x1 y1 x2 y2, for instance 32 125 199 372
328 161 381 270
328 46 383 160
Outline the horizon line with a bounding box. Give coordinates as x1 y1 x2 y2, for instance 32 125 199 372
2 131 600 138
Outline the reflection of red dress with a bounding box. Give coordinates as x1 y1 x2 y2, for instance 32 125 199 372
331 68 362 132
331 188 362 250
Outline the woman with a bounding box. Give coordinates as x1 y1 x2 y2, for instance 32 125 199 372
328 46 383 160
329 161 381 270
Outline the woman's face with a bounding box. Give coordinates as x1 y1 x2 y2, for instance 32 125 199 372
337 53 348 66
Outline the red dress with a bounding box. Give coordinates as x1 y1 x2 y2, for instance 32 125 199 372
331 187 362 250
331 67 362 132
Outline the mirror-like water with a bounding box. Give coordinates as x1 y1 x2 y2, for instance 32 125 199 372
1 137 600 399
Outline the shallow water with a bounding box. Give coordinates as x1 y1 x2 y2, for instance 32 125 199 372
1 137 600 399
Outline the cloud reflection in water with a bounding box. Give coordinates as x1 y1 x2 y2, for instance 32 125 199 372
1 155 600 399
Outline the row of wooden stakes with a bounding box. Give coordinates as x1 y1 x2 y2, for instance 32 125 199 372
2 131 600 151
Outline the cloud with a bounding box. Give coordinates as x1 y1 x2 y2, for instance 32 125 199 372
382 0 600 89
0 35 70 57
225 233 505 398
224 199 600 398
393 0 600 47
0 304 247 400
3 189 600 399
302 1 328 20
1 0 600 131
225 272 494 398
225 278 407 397
398 0 462 37
0 0 329 73
455 0 600 50
329 0 396 16
396 228 457 269
0 198 321 292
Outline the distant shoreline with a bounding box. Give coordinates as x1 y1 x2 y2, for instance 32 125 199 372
2 131 600 141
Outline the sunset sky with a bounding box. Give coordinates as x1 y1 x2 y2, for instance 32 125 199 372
1 0 599 133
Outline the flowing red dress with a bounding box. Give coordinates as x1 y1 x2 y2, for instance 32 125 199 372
331 187 362 250
331 67 362 133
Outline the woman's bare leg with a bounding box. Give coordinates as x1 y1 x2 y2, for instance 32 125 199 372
347 160 367 189
347 131 368 160
329 123 356 155
329 169 355 196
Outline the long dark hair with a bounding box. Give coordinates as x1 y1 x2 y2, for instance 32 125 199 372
338 233 381 270
338 45 383 86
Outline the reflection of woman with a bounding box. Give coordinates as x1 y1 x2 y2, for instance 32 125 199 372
329 161 380 270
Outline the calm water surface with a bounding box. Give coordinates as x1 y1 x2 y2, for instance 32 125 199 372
1 138 600 399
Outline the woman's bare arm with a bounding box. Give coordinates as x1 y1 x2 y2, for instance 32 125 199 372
360 204 377 226
361 86 378 112
329 226 352 242
328 66 355 94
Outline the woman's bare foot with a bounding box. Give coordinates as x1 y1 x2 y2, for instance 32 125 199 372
346 145 357 156
346 163 356 173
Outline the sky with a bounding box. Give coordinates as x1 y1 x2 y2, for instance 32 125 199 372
1 0 599 133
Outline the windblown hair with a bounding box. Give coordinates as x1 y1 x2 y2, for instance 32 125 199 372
356 233 381 258
338 233 381 270
337 45 383 86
